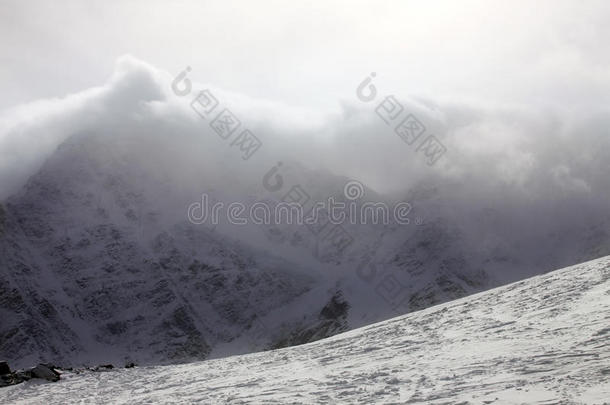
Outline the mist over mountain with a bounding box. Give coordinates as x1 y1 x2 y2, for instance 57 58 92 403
0 56 609 369
2 56 610 268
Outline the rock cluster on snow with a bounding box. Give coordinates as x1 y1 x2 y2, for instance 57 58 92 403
0 362 61 388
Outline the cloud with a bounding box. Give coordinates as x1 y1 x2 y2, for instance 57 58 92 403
1 56 609 274
2 55 609 200
0 56 165 199
3 56 609 197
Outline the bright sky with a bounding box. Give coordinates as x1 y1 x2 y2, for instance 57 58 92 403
2 0 609 112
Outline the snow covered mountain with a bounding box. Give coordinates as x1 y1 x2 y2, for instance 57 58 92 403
1 254 608 404
1 118 609 369
1 58 609 370
0 130 343 368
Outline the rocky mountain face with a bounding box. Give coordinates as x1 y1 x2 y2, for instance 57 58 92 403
1 128 608 369
0 131 336 368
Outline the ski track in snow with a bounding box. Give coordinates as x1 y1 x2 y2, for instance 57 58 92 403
2 256 609 404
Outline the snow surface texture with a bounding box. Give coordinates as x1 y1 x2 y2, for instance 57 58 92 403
2 255 608 404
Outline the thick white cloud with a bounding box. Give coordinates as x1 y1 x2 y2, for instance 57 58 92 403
2 55 610 201
0 54 608 279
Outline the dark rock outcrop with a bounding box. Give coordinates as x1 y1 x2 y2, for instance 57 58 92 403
31 364 60 382
0 363 61 388
271 291 350 349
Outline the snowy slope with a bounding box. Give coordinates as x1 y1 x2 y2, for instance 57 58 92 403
2 255 608 404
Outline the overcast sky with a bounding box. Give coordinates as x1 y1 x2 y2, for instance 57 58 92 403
2 0 609 113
